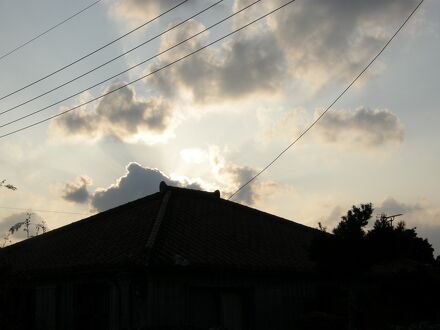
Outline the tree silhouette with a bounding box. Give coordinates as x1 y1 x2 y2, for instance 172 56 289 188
311 203 434 273
367 215 434 264
333 203 372 239
8 212 48 239
310 204 437 329
0 179 16 191
1 182 48 247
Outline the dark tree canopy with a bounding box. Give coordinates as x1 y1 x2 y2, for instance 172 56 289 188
333 203 372 240
311 203 435 274
368 216 434 264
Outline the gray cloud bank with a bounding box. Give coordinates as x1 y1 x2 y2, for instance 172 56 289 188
62 176 91 204
317 107 404 147
126 0 420 99
54 0 420 143
149 20 286 103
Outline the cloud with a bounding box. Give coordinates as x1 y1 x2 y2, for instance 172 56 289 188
109 0 202 23
259 107 309 142
261 107 404 149
261 0 420 87
62 176 92 204
51 84 175 144
90 162 206 212
102 0 423 141
180 148 207 164
375 197 423 215
148 20 287 103
207 146 281 205
109 0 421 105
64 145 280 212
88 157 273 212
222 164 258 205
316 107 404 147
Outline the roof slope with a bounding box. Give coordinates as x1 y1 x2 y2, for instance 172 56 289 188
0 183 319 275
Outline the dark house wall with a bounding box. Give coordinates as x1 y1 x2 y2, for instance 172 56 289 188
2 271 319 330
129 271 319 330
5 270 439 329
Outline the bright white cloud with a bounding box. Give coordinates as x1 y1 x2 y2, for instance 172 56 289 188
206 146 282 204
180 148 207 164
90 162 206 212
109 0 203 24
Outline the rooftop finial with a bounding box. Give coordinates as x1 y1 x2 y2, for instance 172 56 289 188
159 181 168 193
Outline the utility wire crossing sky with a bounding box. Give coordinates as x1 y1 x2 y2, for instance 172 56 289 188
0 0 102 61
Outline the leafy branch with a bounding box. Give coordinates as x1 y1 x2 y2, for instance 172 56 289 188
2 213 48 247
0 179 17 191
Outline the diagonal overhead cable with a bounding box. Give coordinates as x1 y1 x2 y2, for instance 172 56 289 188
0 0 225 117
0 0 296 140
0 0 102 62
0 0 262 129
0 206 88 216
0 0 190 101
228 0 425 201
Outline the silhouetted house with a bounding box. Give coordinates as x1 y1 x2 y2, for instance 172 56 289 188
0 182 321 330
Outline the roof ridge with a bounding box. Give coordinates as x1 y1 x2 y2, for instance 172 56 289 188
1 192 162 251
212 195 316 232
160 181 314 232
144 188 172 266
159 181 221 198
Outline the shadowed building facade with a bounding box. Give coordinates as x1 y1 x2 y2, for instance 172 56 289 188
0 182 322 330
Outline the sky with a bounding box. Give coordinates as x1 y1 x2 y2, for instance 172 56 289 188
0 0 439 254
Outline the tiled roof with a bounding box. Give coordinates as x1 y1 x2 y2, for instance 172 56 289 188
0 182 319 275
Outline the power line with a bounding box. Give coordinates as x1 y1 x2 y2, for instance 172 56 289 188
0 0 102 62
0 206 88 215
0 0 190 101
0 0 295 140
0 0 225 117
228 0 424 201
0 0 263 129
